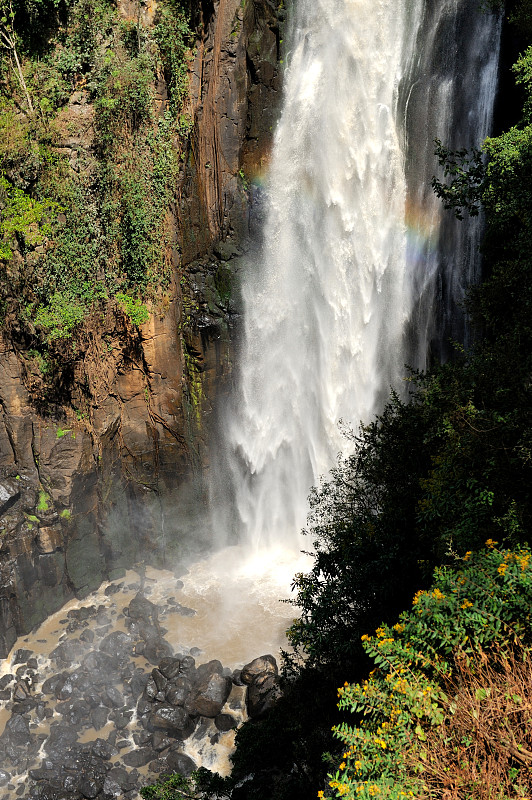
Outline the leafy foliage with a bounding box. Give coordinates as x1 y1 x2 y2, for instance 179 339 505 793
325 545 532 799
0 0 194 387
140 772 205 800
0 174 57 258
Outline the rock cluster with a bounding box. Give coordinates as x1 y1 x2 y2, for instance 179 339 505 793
0 584 281 800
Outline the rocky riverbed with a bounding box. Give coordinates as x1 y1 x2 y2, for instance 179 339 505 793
0 562 288 799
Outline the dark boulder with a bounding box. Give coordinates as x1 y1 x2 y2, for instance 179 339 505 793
79 775 103 799
122 747 156 767
240 654 278 685
151 668 167 693
99 631 133 659
165 751 197 776
246 672 282 718
148 705 188 732
165 676 192 707
128 593 158 622
215 713 238 732
144 638 173 665
3 714 31 746
187 672 232 718
158 657 181 680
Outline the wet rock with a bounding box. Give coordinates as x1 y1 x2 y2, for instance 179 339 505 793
187 672 232 718
0 673 14 689
174 603 196 617
151 668 167 692
179 655 196 676
240 654 278 685
247 672 282 719
91 738 114 760
42 675 63 695
129 672 149 698
103 686 124 708
144 677 158 701
100 631 133 659
13 680 30 700
215 713 237 732
148 757 167 773
158 657 181 680
50 640 84 666
55 677 75 701
122 747 156 767
111 710 132 730
143 638 173 665
79 775 103 799
12 696 38 713
165 750 197 777
13 648 33 664
128 593 158 622
79 629 94 644
104 583 122 596
44 726 78 758
103 765 137 796
165 676 192 707
195 659 223 682
0 768 11 786
152 731 177 751
232 668 244 686
83 650 117 673
90 706 108 730
56 698 90 727
3 714 31 746
68 606 95 621
149 705 189 732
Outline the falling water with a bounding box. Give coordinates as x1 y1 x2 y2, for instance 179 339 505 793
214 0 501 551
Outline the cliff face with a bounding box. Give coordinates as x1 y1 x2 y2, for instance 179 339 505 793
0 0 283 655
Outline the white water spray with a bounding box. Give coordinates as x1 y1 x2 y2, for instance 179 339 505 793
215 0 501 552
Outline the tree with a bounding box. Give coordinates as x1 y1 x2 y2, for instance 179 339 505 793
0 0 33 112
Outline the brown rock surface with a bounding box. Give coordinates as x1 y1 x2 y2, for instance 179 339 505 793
0 0 283 656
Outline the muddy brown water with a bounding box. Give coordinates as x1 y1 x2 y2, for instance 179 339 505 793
0 545 310 797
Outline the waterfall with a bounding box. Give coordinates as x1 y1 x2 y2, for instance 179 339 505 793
213 0 501 552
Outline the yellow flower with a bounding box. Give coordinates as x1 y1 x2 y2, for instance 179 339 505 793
485 538 498 549
318 793 324 798
464 551 472 561
412 590 425 606
339 762 346 770
498 562 507 576
432 588 445 601
460 599 473 609
375 627 386 638
361 634 371 642
393 623 404 633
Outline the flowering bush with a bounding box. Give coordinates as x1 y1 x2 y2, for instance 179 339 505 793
323 544 532 799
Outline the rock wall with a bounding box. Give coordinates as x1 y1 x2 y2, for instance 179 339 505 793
0 0 284 656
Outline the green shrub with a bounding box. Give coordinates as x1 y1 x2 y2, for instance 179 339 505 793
0 174 57 259
34 291 86 340
326 545 532 800
115 292 149 326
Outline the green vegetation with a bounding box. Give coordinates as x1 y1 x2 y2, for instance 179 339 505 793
36 489 50 512
0 0 194 401
327 545 532 799
140 772 208 800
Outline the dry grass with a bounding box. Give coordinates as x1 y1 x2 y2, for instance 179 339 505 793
413 646 532 800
